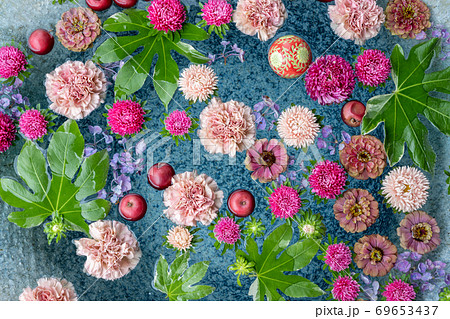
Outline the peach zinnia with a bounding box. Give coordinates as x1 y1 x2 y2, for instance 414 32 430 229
354 234 397 277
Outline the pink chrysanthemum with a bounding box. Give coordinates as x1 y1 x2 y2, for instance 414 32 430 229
308 160 347 199
0 46 28 79
355 50 391 87
147 0 186 32
381 166 429 213
165 110 192 136
354 234 397 277
0 112 16 153
167 226 193 252
325 243 352 272
178 64 218 103
268 185 301 219
19 278 77 301
385 0 431 39
382 279 416 301
214 217 241 244
19 109 48 140
202 0 233 26
332 276 360 301
277 105 320 149
107 100 146 136
305 55 355 105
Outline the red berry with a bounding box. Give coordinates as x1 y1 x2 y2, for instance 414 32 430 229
341 100 366 127
227 189 255 218
86 0 113 11
119 194 147 221
28 29 54 55
114 0 137 8
148 162 175 190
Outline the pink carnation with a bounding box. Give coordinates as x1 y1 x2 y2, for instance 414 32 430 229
382 279 416 301
147 0 186 32
305 55 355 105
324 243 352 272
268 185 301 219
0 112 16 153
355 50 391 87
19 109 48 140
308 160 347 199
107 100 146 136
202 0 233 26
19 278 77 301
165 110 192 136
74 220 142 281
0 46 27 79
163 171 224 226
332 276 360 301
214 217 241 244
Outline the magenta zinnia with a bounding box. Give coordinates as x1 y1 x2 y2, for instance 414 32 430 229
0 112 16 153
147 0 186 33
202 0 233 26
268 185 301 219
385 0 431 39
165 110 192 136
382 279 416 301
214 217 241 244
332 276 360 301
19 109 48 140
305 55 355 105
325 243 352 272
354 234 397 277
308 160 347 200
0 46 28 79
107 100 146 136
355 50 391 87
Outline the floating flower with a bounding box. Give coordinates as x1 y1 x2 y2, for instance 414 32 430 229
304 55 355 105
233 0 287 42
166 226 194 252
201 0 233 26
339 135 387 180
214 217 241 244
178 64 218 103
397 210 440 254
147 0 186 33
19 109 48 140
382 279 416 301
107 99 146 137
19 278 77 301
45 61 107 120
277 105 320 149
328 0 385 45
165 110 192 136
0 112 16 153
333 188 379 233
0 46 28 79
308 160 347 200
244 138 288 183
297 209 326 240
381 166 429 213
55 7 101 52
355 49 391 87
385 0 431 39
325 243 352 272
332 276 360 301
163 171 224 226
198 97 256 157
354 234 398 277
74 220 142 280
268 185 301 219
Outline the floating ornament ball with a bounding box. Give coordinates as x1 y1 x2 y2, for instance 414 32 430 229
268 35 312 79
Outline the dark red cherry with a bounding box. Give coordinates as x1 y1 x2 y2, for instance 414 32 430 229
227 189 255 218
86 0 113 11
341 100 366 127
147 162 175 190
28 29 54 55
114 0 138 8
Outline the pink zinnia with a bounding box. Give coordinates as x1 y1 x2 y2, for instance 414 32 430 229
332 276 360 301
147 0 186 32
214 217 241 244
305 55 355 105
107 100 146 136
19 109 48 140
165 110 192 136
19 278 77 301
354 234 397 277
0 46 28 79
268 185 301 219
355 50 391 87
324 243 352 272
308 160 347 200
0 112 16 153
385 0 431 39
202 0 233 26
382 279 416 301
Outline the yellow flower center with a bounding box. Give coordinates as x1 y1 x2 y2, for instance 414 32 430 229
350 203 363 217
412 223 433 242
370 248 383 262
402 5 416 20
357 150 371 163
72 18 85 32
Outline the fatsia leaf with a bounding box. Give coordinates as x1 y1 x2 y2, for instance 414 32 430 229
361 38 450 172
152 253 215 301
236 223 323 301
93 9 210 108
0 120 111 243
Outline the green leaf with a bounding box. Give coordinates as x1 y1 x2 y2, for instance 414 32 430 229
180 23 209 41
361 39 450 172
153 253 215 301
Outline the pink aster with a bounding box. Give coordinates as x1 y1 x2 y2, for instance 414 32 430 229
0 46 28 79
178 64 218 103
308 160 347 200
202 0 233 26
382 279 416 301
19 109 48 140
147 0 186 32
0 112 16 153
165 110 192 136
325 243 352 272
305 55 355 105
214 217 241 244
355 50 391 87
19 278 77 301
167 226 193 252
107 100 146 136
332 276 360 301
268 185 301 219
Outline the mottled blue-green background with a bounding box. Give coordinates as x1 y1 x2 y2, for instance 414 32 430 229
0 0 448 301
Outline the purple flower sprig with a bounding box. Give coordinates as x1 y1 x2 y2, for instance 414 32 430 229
359 274 380 301
416 24 450 60
276 157 309 189
84 125 114 157
252 96 280 131
317 125 351 156
0 78 29 119
97 61 125 86
208 41 245 66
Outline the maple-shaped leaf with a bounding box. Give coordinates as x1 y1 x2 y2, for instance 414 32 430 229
152 253 215 301
361 38 450 173
236 223 323 301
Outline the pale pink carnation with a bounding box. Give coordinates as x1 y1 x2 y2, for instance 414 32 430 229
74 220 142 281
325 243 352 272
165 110 192 136
198 97 256 157
167 226 193 251
308 160 347 199
355 50 391 87
268 185 301 219
147 0 186 32
19 278 77 301
214 217 241 244
328 0 385 45
382 279 416 301
19 109 48 140
277 105 320 149
0 112 16 153
163 171 224 226
332 276 360 301
178 64 218 103
381 166 429 213
107 100 145 136
233 0 287 41
202 0 233 26
45 61 107 120
0 46 27 79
